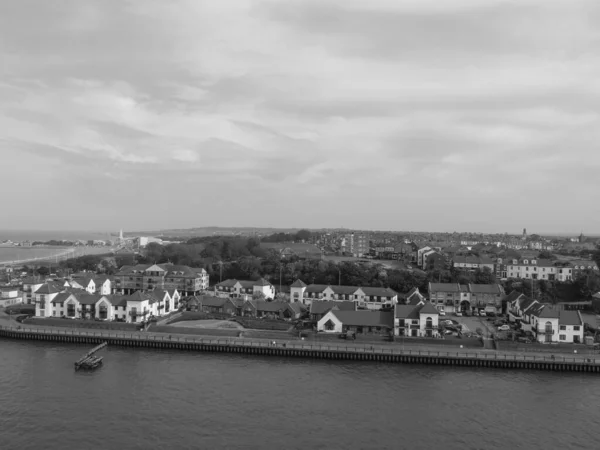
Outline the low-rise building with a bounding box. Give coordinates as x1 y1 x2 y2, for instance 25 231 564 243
468 284 505 313
309 300 356 322
214 278 275 300
317 310 394 336
453 255 495 272
394 302 440 338
113 264 209 296
290 280 397 310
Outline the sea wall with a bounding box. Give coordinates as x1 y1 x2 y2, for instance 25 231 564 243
1 326 599 373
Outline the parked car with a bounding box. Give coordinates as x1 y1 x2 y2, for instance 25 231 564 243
497 325 510 331
479 310 486 316
517 337 532 344
439 310 446 316
472 310 479 316
464 310 471 317
455 311 463 317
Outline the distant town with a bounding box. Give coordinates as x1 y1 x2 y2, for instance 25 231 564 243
1 227 599 352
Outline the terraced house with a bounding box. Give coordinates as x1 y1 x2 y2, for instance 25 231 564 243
290 280 398 310
428 282 504 314
35 285 180 323
113 264 209 296
214 278 275 300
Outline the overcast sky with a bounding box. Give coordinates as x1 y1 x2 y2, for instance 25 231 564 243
1 0 598 234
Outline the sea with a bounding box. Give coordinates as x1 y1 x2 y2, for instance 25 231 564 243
1 340 598 450
0 230 115 263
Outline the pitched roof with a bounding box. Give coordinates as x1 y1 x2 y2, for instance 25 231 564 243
331 285 360 295
288 302 306 314
51 292 74 304
361 287 398 297
330 310 394 328
107 295 128 307
291 279 307 288
305 284 330 294
128 291 151 303
34 283 63 295
216 279 239 288
254 278 272 287
429 283 460 293
76 293 105 305
519 297 538 313
504 290 524 304
417 302 439 315
559 310 582 326
310 300 356 315
395 305 419 319
469 284 503 294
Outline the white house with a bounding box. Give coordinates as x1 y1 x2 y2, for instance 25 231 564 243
417 246 432 267
557 310 584 344
22 278 44 305
394 302 440 338
528 304 560 343
290 280 397 309
0 287 22 307
215 279 275 300
34 282 64 317
317 309 394 336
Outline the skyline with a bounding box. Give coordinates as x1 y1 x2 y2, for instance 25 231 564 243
2 0 600 233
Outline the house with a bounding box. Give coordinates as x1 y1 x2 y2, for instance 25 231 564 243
317 310 394 335
214 279 275 300
528 304 560 344
570 260 599 279
417 247 432 267
428 283 464 314
503 258 563 281
309 300 356 321
394 302 440 338
240 300 307 320
289 280 398 310
506 293 537 324
467 284 505 313
113 263 209 296
453 255 495 272
34 282 64 317
22 277 44 305
0 287 22 307
69 277 96 294
557 310 584 344
401 287 426 305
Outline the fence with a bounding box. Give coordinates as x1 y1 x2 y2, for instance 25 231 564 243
1 324 598 365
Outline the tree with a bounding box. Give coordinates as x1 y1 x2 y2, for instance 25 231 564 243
474 267 495 284
252 291 266 301
538 250 556 260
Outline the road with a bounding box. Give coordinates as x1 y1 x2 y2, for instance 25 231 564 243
1 312 598 362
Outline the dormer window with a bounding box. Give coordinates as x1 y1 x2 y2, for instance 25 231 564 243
532 260 536 265
512 259 517 264
523 259 528 264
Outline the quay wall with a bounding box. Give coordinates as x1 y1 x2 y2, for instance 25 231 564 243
1 326 599 373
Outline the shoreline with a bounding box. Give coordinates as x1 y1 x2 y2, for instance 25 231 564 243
0 324 598 373
0 246 115 266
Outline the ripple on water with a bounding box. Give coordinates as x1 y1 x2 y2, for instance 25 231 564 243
0 341 599 450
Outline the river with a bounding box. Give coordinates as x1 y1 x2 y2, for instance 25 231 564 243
1 340 598 450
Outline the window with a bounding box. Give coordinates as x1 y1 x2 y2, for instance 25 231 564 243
559 335 566 341
574 326 580 331
560 325 566 330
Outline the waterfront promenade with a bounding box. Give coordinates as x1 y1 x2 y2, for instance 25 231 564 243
1 317 599 372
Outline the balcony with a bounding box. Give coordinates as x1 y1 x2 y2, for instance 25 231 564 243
537 329 554 335
425 325 438 330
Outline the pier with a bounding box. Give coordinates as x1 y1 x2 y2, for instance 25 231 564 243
1 325 599 373
74 342 107 371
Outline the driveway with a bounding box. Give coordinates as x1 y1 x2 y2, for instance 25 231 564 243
453 315 495 336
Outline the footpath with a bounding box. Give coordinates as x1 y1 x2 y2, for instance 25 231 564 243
1 312 598 364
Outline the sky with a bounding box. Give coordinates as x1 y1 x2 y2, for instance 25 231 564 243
1 0 599 234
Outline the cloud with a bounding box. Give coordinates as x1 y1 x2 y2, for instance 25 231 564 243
0 0 599 232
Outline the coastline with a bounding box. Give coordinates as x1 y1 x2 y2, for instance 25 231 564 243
0 246 115 266
0 323 598 373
